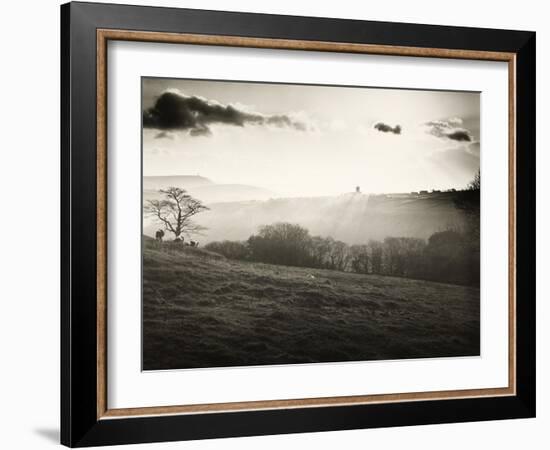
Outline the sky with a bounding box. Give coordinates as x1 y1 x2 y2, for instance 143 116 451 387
142 77 480 197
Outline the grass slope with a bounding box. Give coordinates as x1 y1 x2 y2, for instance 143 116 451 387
143 243 480 370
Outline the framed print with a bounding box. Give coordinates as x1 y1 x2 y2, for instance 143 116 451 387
60 1 536 447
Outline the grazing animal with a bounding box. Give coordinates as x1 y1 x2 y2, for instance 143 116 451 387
155 229 165 242
190 240 199 248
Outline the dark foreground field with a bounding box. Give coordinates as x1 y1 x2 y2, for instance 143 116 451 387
143 243 480 370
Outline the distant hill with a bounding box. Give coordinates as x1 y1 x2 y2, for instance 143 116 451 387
144 191 469 245
143 176 275 204
187 184 275 203
143 175 213 191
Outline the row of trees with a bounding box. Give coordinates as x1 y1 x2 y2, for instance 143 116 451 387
205 222 480 287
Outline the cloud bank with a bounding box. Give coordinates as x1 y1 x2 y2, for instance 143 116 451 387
425 117 473 142
143 89 308 137
374 122 402 135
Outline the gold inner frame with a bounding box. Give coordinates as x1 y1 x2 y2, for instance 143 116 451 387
96 29 517 420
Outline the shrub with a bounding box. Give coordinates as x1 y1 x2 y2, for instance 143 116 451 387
204 240 250 260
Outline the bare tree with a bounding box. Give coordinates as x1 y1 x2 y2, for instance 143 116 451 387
310 236 331 268
145 187 209 240
350 244 369 274
454 170 480 249
327 239 350 271
468 169 480 190
368 240 383 274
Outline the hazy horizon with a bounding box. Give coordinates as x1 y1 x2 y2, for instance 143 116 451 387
142 173 464 198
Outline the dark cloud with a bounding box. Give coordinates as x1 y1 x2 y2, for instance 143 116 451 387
266 115 307 131
425 118 473 142
154 131 175 140
143 89 307 137
189 126 212 137
374 122 402 134
446 130 472 142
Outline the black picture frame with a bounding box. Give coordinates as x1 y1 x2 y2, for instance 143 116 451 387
61 1 536 447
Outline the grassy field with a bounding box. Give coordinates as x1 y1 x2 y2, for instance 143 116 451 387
143 242 480 370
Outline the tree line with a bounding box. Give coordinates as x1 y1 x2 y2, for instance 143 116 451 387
205 221 479 287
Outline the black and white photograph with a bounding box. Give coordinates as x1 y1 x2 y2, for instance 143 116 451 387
141 77 481 371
